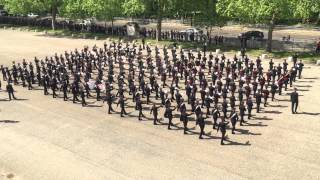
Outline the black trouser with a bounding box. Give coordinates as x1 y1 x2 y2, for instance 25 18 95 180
138 109 143 120
52 89 57 98
213 117 218 129
108 102 114 114
153 114 158 125
81 97 86 106
182 116 188 133
248 108 252 119
231 122 236 134
120 106 127 117
223 110 227 118
63 92 68 101
221 131 226 145
298 70 302 79
292 101 298 113
199 123 205 139
8 92 15 100
168 117 173 129
271 93 275 101
257 103 260 113
264 98 268 106
73 94 78 103
240 114 245 125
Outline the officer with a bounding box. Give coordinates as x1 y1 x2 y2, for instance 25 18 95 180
229 108 238 134
150 104 160 125
6 82 16 100
290 88 299 114
217 116 229 145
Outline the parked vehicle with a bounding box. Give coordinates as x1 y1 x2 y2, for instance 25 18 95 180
180 27 203 34
239 31 264 40
0 10 8 16
27 13 39 18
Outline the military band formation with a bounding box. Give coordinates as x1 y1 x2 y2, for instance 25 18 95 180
0 41 303 145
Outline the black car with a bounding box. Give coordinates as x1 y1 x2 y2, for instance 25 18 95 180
0 10 8 16
239 31 264 40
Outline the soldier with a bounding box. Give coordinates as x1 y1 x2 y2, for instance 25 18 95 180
51 78 58 98
256 90 262 113
42 76 49 95
71 83 79 103
246 97 253 119
229 108 238 134
297 60 304 79
80 89 87 107
270 83 278 101
62 81 68 101
179 102 189 134
212 105 220 129
150 104 160 125
95 83 101 101
262 86 269 107
290 88 299 114
6 83 16 100
222 99 228 117
239 101 246 126
136 97 144 120
103 92 115 114
217 116 229 145
197 112 206 139
165 106 176 130
117 95 127 117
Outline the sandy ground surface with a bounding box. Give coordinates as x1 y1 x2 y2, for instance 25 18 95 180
0 30 320 180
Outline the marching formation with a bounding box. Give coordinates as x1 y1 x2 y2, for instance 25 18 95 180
0 41 303 145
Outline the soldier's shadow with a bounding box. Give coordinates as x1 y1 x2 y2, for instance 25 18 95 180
223 139 251 146
298 112 320 116
243 122 268 127
251 116 273 121
0 120 20 123
234 128 262 135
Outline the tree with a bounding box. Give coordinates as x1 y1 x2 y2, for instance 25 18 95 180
292 0 320 23
217 0 292 52
122 0 176 41
83 0 123 34
3 0 64 30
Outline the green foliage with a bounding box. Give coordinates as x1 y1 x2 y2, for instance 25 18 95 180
292 0 320 22
60 0 88 19
84 0 123 21
122 0 145 17
217 0 292 24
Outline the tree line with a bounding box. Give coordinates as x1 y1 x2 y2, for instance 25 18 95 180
0 0 319 52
